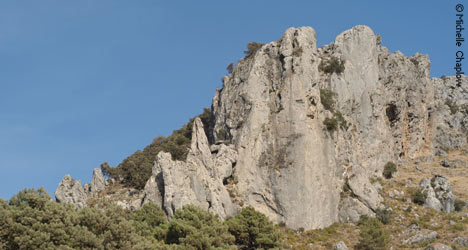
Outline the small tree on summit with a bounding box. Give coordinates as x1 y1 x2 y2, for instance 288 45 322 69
244 42 264 58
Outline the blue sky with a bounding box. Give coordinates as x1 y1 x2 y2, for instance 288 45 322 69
0 0 460 199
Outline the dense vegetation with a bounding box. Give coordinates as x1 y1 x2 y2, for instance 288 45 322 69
356 216 389 250
101 108 211 190
0 188 281 250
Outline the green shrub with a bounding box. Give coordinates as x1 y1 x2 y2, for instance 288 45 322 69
323 118 338 132
375 208 392 225
319 57 345 74
131 203 168 241
226 206 281 250
102 108 212 189
165 205 235 249
454 199 466 212
383 162 397 179
244 42 264 58
2 188 158 250
356 216 389 250
410 188 426 205
320 88 336 112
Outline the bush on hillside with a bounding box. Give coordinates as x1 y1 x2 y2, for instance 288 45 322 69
356 215 389 250
165 205 236 249
454 199 466 212
383 162 397 179
1 188 158 250
226 206 281 250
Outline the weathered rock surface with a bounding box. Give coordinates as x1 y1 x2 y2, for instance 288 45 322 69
55 25 467 230
210 25 467 229
419 175 456 213
440 160 457 169
90 168 106 193
453 237 468 247
55 175 87 208
425 243 452 250
403 230 438 245
142 118 237 219
334 241 349 250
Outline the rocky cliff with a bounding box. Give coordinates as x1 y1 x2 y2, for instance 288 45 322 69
55 25 467 230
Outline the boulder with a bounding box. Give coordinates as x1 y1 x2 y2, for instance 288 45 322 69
403 231 438 245
440 160 456 169
334 241 349 250
419 175 456 213
425 243 452 250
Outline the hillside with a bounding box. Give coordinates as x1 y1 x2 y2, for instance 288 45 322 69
2 25 467 249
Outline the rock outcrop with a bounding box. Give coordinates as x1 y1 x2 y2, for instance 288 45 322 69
419 175 456 213
142 118 237 219
90 168 106 193
55 25 467 230
55 175 87 208
403 230 438 245
210 25 467 229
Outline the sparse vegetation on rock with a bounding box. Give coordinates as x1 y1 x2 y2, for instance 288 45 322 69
101 108 211 190
319 57 345 74
243 42 264 58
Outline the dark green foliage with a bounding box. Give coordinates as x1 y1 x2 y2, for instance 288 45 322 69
319 57 345 74
375 208 392 225
454 199 466 212
132 203 168 241
410 188 427 205
319 88 336 112
226 206 281 250
244 42 264 58
102 108 212 189
165 205 235 249
383 162 397 179
1 188 158 250
356 216 389 250
323 118 338 132
2 189 290 249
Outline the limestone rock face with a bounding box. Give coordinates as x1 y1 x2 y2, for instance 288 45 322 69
55 175 87 208
432 76 468 153
210 25 466 229
90 168 106 193
143 118 237 219
54 25 467 230
419 175 456 213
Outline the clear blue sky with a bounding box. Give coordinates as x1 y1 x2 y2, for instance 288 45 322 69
0 0 460 199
